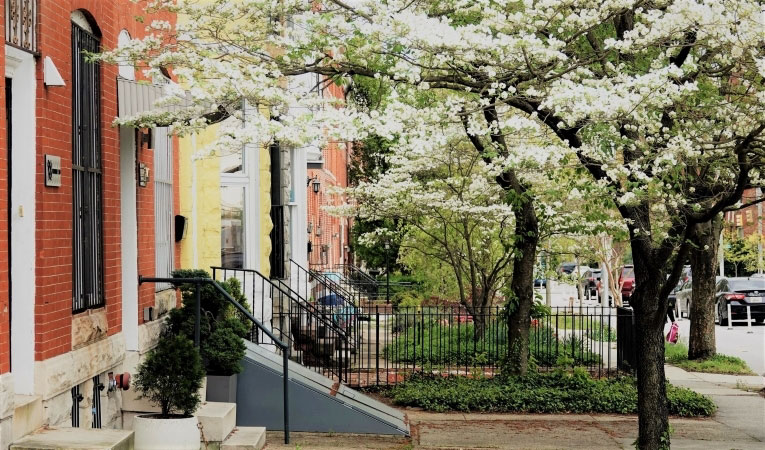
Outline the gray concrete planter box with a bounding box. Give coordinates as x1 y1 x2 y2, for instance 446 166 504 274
206 374 238 403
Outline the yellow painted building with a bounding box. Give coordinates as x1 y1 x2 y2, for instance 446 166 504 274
175 2 274 277
178 123 274 276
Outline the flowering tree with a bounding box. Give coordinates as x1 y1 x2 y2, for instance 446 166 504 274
104 1 765 448
336 135 517 336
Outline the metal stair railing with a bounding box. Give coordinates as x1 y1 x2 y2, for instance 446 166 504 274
211 266 353 383
138 275 290 444
289 260 363 361
292 259 360 307
334 263 380 299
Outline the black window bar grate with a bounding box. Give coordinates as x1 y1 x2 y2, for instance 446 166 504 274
71 385 83 427
92 375 103 428
71 22 104 312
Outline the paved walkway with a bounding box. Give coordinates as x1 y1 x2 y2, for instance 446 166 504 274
665 365 765 444
264 366 765 449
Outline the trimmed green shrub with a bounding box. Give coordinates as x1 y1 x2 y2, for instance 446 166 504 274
134 333 205 417
382 372 716 417
167 270 249 376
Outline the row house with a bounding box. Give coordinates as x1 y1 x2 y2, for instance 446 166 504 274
724 187 763 239
305 79 352 270
0 1 179 446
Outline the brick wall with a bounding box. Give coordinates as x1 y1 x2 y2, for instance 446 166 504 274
724 188 763 238
34 0 175 361
306 82 352 268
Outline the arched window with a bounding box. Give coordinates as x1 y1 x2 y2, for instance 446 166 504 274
117 30 135 81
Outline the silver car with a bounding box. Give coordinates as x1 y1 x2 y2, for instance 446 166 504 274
675 279 693 318
676 276 723 320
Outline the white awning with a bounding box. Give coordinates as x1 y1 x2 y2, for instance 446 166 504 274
116 77 166 119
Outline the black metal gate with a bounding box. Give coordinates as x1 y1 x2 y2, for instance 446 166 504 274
72 22 104 312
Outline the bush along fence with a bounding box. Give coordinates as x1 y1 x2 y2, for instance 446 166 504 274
347 305 619 387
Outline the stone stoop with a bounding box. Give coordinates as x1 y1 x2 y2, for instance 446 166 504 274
10 428 133 450
197 402 236 443
11 395 43 442
221 427 266 450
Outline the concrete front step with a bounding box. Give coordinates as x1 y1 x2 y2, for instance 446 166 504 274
11 428 133 450
221 427 266 450
12 395 43 442
197 401 237 443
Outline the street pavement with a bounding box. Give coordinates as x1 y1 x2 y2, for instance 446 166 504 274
539 280 765 376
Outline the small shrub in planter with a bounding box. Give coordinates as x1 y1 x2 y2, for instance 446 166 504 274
167 270 249 402
134 333 205 417
133 333 205 450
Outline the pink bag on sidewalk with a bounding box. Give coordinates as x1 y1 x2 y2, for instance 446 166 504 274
666 322 679 344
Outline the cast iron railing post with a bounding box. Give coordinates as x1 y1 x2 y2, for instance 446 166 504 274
283 350 290 444
195 280 201 348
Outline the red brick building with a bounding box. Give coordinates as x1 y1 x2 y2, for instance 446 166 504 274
306 82 352 269
0 0 179 442
724 188 763 238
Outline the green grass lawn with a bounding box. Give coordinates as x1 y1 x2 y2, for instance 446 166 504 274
665 342 754 375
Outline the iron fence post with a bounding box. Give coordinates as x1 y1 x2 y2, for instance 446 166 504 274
283 350 290 444
194 281 201 348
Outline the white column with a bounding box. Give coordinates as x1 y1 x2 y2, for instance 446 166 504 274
120 127 139 352
7 46 37 394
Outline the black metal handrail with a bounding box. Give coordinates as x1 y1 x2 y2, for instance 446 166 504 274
211 266 354 383
292 259 359 308
336 263 378 285
138 275 290 444
211 266 349 340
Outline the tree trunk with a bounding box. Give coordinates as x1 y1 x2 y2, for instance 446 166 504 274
630 220 672 450
473 310 487 340
634 303 670 450
688 215 722 360
505 200 539 375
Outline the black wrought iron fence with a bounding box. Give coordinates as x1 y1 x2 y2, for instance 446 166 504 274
346 305 619 387
212 266 355 384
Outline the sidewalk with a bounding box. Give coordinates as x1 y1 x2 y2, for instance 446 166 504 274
264 367 764 449
665 365 765 443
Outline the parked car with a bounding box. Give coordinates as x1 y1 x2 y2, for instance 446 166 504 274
558 263 577 274
677 276 725 319
583 269 600 300
668 280 684 319
716 277 765 325
619 265 636 305
595 278 614 306
674 278 693 318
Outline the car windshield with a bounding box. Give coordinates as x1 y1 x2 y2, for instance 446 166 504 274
729 279 765 292
621 267 635 278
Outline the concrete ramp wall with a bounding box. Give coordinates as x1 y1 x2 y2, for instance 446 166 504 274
236 342 409 436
